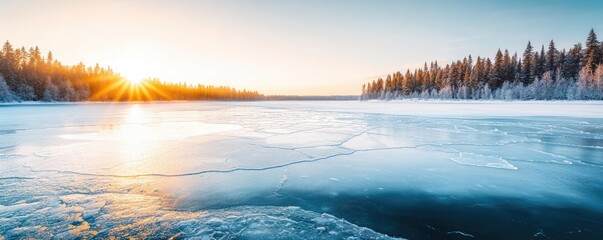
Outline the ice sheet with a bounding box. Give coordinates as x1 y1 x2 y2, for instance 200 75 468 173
1 101 602 239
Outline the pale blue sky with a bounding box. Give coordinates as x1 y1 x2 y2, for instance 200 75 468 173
1 0 601 95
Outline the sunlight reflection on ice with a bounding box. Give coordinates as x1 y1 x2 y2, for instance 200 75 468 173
59 105 243 142
53 105 243 176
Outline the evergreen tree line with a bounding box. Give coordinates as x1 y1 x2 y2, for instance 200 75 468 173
361 29 603 100
127 79 263 101
0 42 263 102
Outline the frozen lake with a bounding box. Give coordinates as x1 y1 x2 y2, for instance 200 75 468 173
1 101 603 239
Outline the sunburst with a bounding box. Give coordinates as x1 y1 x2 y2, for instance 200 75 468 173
88 77 173 101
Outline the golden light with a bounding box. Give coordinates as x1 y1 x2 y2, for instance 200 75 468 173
119 104 148 164
88 75 172 102
120 60 148 85
103 42 160 87
86 42 175 101
57 105 244 176
127 77 144 85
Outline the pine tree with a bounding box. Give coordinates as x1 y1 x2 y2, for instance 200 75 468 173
545 40 559 80
361 84 366 99
464 55 472 85
449 62 459 90
434 67 443 91
0 41 17 90
376 78 384 98
393 71 403 95
491 49 504 88
28 46 45 99
533 46 545 79
403 69 412 95
0 75 17 102
558 49 567 80
484 58 492 85
522 41 534 84
502 50 512 82
565 44 583 80
385 74 393 93
583 28 602 73
414 69 423 93
468 57 481 90
439 65 450 91
421 63 430 91
515 59 523 82
47 51 54 64
510 52 518 82
366 82 373 98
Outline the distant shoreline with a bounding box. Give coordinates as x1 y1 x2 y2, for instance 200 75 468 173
0 95 361 104
263 95 359 101
4 98 603 105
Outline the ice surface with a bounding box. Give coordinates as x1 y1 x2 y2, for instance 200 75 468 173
1 101 603 239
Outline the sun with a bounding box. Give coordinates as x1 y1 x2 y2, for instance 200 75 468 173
111 45 156 85
120 61 148 85
127 77 143 85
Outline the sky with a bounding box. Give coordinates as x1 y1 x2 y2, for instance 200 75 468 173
1 0 602 95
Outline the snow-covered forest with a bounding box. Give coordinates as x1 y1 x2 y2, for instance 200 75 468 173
361 29 603 100
0 43 263 102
